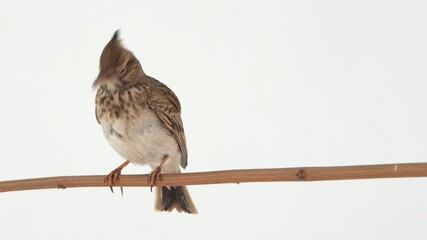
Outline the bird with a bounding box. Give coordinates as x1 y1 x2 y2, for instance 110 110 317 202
93 30 197 214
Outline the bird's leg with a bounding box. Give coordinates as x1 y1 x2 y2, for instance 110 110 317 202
105 160 130 195
147 155 169 191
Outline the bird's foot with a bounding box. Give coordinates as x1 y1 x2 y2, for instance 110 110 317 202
105 168 123 194
146 167 161 192
104 160 130 196
146 155 169 192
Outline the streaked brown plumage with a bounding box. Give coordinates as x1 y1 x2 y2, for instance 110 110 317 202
93 30 196 213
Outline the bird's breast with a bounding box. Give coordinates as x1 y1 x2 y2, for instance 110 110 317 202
96 85 181 172
99 108 180 170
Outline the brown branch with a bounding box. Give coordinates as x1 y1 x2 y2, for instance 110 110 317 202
1 162 427 193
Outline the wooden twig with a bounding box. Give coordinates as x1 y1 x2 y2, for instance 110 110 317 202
1 162 426 193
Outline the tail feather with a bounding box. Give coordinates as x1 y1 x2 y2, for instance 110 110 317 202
155 186 197 214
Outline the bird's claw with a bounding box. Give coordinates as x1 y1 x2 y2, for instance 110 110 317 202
146 167 161 192
105 168 123 195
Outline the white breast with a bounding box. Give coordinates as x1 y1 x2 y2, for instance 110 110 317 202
100 109 182 174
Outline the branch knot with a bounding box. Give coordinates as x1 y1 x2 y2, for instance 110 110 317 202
296 169 306 180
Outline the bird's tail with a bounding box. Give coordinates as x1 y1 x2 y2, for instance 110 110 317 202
154 186 198 214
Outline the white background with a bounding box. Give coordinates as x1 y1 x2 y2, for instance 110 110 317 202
1 1 426 239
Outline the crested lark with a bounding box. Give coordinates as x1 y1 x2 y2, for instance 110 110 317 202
93 30 197 214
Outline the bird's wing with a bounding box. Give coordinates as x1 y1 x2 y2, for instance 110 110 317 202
146 77 188 169
95 89 102 124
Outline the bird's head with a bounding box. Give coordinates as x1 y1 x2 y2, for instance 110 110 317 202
93 30 144 90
